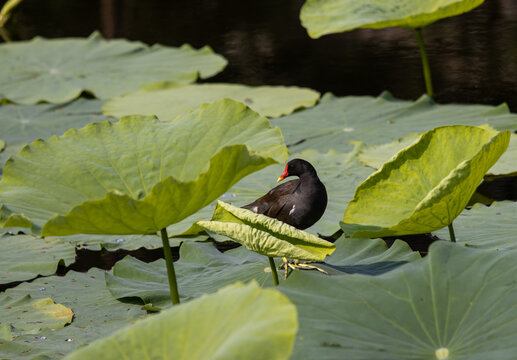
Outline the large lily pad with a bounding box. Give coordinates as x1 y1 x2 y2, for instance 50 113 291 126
0 233 76 284
282 241 517 359
65 281 297 360
0 99 288 235
102 82 320 120
0 32 227 104
300 0 485 38
197 201 335 261
0 99 108 170
341 126 510 237
106 237 420 307
273 92 517 154
1 268 147 359
0 295 73 334
106 242 275 307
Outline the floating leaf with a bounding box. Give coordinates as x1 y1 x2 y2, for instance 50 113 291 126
2 269 147 359
300 0 485 38
106 242 276 307
0 295 73 333
65 282 297 360
0 99 288 235
434 202 517 250
323 236 420 275
103 82 320 119
0 99 108 170
341 126 510 237
49 233 185 251
273 92 517 154
282 241 517 359
197 201 335 261
487 132 517 175
0 32 227 104
0 233 76 284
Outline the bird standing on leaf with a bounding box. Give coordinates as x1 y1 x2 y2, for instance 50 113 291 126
242 158 328 278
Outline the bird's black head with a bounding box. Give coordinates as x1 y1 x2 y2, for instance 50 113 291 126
277 158 317 182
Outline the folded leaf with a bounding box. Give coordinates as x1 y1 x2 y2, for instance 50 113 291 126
197 201 335 260
341 125 510 237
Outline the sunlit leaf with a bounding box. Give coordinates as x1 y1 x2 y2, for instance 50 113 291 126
341 125 510 237
197 201 335 261
103 82 320 119
0 295 73 334
65 281 297 360
300 0 485 38
0 99 288 235
0 32 227 104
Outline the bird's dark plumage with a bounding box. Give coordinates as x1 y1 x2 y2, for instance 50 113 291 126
242 159 327 230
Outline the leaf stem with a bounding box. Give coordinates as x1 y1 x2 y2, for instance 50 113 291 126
448 222 456 243
415 27 434 97
268 257 279 286
160 228 180 305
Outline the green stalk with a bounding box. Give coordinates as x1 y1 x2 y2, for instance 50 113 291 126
448 222 456 243
160 228 180 305
415 27 434 97
268 257 279 286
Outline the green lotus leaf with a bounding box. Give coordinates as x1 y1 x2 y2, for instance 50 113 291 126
0 32 227 104
2 268 147 359
300 0 485 38
0 99 109 170
0 233 76 284
0 99 288 235
197 201 335 261
0 140 4 152
0 295 73 334
341 125 510 238
106 242 277 307
64 281 297 360
103 82 320 120
273 92 517 154
433 202 517 250
282 241 517 359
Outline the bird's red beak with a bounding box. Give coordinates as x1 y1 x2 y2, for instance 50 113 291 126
277 164 288 182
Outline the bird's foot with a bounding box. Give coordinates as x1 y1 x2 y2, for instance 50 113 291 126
279 257 328 279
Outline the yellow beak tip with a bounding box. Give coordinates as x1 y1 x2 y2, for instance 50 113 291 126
277 177 283 183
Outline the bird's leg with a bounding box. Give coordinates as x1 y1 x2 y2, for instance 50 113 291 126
279 258 328 278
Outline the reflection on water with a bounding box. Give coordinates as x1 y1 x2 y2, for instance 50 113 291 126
7 0 517 111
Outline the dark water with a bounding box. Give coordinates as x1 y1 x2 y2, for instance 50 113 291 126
5 0 517 111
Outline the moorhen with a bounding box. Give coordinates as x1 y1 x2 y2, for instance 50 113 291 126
243 158 327 230
242 158 328 277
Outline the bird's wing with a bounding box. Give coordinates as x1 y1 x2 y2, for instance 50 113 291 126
241 179 300 216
